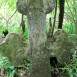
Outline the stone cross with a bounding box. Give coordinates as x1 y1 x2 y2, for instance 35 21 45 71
17 0 55 77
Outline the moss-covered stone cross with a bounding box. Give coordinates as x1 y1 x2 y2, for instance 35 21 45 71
17 0 55 77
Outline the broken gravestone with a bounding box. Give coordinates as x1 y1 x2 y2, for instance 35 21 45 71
49 29 75 65
0 33 29 66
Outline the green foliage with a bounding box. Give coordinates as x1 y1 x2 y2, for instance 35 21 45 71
21 58 31 73
0 0 16 9
61 51 77 77
0 57 16 77
0 57 31 76
63 22 76 41
0 23 28 39
7 0 16 9
0 57 10 68
23 24 28 39
65 0 77 23
63 22 75 34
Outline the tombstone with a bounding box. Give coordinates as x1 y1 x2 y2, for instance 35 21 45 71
49 29 75 65
16 0 55 77
0 33 29 66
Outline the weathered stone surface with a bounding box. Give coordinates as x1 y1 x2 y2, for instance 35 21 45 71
49 29 75 64
0 37 3 43
29 43 51 77
0 33 29 66
16 0 55 77
27 11 51 77
16 0 55 15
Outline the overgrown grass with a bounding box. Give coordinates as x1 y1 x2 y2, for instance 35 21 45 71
0 57 31 77
0 57 15 77
60 51 77 77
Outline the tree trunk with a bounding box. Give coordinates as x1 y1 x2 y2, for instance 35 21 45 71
58 0 65 29
27 10 51 77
